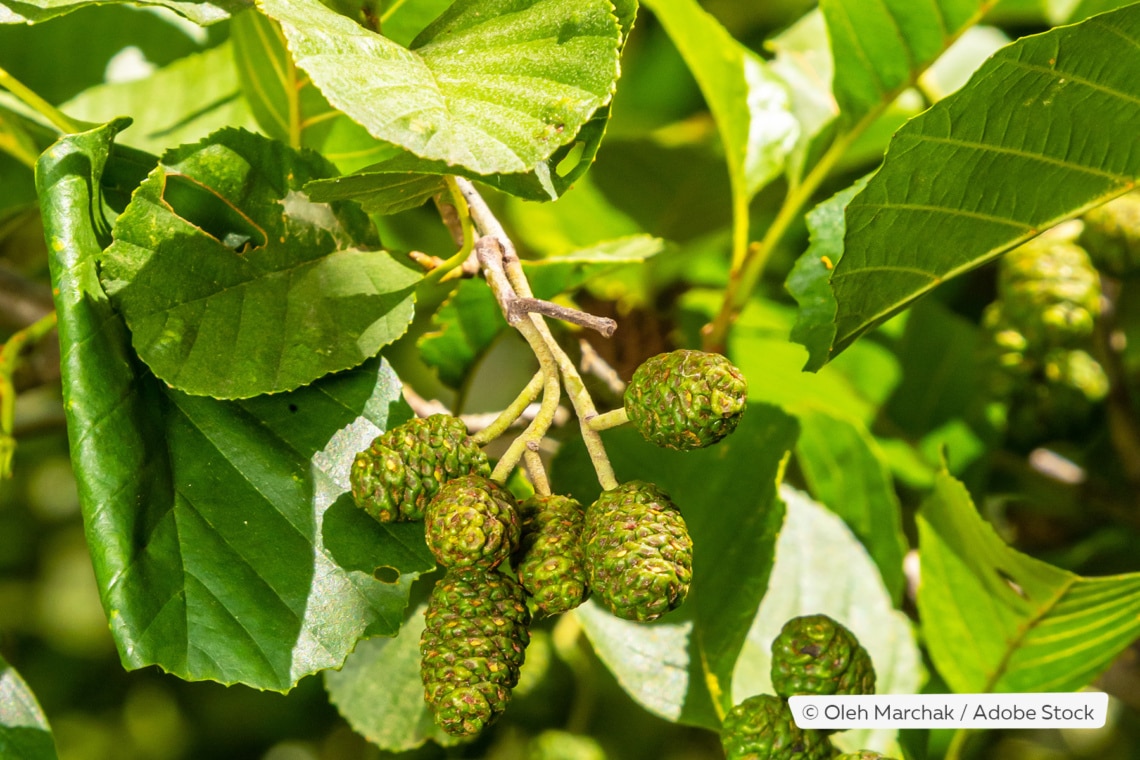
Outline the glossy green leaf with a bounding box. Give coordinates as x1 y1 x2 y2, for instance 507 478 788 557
40 121 432 691
795 410 908 605
821 0 994 128
0 0 245 25
60 43 258 157
260 0 622 176
642 0 797 256
829 6 1140 358
0 655 58 760
101 128 420 399
325 600 458 751
786 178 866 371
376 0 454 47
420 235 664 388
919 470 1140 693
732 487 923 756
559 404 799 722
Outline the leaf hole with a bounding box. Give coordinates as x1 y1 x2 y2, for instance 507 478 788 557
555 141 586 178
288 404 298 413
162 173 267 252
996 569 1027 599
373 566 400 584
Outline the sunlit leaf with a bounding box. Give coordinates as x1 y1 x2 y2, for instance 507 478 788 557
0 655 57 760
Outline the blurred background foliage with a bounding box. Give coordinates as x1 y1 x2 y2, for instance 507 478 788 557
5 0 1140 758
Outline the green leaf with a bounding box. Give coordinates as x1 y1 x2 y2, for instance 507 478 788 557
420 235 664 388
795 410 908 605
732 487 924 756
376 0 454 47
786 178 867 371
40 120 432 691
829 6 1140 359
0 655 58 760
325 600 458 751
559 404 799 722
101 128 420 399
259 0 622 176
0 0 245 25
641 0 797 258
60 43 259 157
821 0 994 128
919 470 1140 693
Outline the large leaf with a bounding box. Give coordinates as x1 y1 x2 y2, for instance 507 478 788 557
259 0 622 176
821 0 996 128
559 404 799 722
795 410 908 605
0 655 57 760
641 0 798 261
60 43 259 157
101 128 420 399
419 235 664 388
919 470 1140 693
827 6 1140 358
39 121 433 691
0 0 245 25
732 487 924 755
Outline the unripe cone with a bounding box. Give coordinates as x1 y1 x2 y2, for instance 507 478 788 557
771 614 876 698
721 694 834 760
583 481 692 622
999 239 1101 346
1081 191 1140 277
350 415 489 522
527 730 607 760
515 495 590 616
420 570 531 737
624 349 747 450
425 475 521 571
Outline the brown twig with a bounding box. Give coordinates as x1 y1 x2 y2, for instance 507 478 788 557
1093 278 1140 488
579 338 626 396
508 298 617 337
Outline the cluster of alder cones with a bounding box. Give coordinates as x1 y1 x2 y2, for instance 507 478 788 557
349 349 748 737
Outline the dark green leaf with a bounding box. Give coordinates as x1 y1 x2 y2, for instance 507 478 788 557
324 600 458 751
0 655 58 760
732 487 923 755
558 404 798 721
101 128 420 399
786 178 866 371
60 43 259 157
40 121 431 691
260 0 622 176
821 0 994 128
420 235 664 388
919 470 1140 692
795 410 908 604
829 7 1140 358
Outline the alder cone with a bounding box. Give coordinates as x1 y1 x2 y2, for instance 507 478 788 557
770 614 876 699
425 475 521 571
350 414 488 522
720 694 834 760
420 570 530 737
624 349 747 450
582 481 692 622
515 494 590 617
1081 191 1140 277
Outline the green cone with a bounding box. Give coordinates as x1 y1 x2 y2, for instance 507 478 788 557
515 495 590 617
999 239 1101 346
771 614 876 699
527 730 608 760
624 349 747 450
420 570 531 737
350 415 489 522
1082 191 1140 277
583 481 692 622
425 475 521 571
1007 348 1108 445
721 694 834 760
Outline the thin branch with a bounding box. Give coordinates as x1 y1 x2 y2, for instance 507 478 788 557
1 311 58 478
470 371 544 445
579 339 626 397
524 447 551 496
508 298 616 337
587 407 629 432
0 66 81 134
